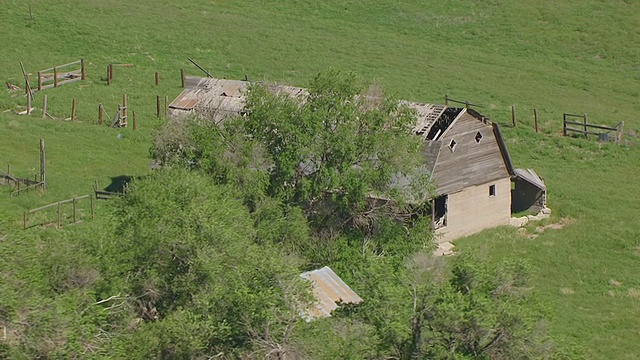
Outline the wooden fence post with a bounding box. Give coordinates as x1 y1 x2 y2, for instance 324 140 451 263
54 67 58 88
109 64 113 81
72 198 77 224
181 68 185 87
40 138 46 190
156 95 161 118
123 94 128 127
81 58 86 80
563 113 567 136
23 211 27 230
155 72 160 86
42 95 47 119
511 105 517 127
533 108 539 133
618 121 624 143
71 98 77 121
27 93 32 115
583 114 588 139
444 94 449 106
20 61 32 97
37 71 42 91
98 103 103 125
57 201 61 229
133 111 137 130
106 65 111 85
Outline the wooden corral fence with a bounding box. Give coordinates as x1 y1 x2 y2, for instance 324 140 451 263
30 59 86 93
94 180 127 200
97 94 130 127
23 195 94 230
563 113 624 143
0 139 46 195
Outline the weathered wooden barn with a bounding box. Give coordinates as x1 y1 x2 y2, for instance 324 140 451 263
168 76 546 242
404 103 547 241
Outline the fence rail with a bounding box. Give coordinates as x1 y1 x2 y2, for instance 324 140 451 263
24 194 93 230
563 113 623 142
32 59 85 92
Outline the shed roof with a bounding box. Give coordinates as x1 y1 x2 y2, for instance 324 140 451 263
299 266 363 321
514 168 546 190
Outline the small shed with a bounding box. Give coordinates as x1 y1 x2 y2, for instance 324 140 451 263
511 168 546 213
299 266 363 321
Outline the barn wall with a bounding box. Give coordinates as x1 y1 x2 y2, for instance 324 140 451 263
431 111 510 196
435 177 511 242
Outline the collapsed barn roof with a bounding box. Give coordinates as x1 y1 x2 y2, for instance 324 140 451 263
169 76 306 122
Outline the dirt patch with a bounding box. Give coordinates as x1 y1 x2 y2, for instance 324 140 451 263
627 288 640 299
608 279 622 287
535 217 574 233
517 217 573 239
560 287 575 295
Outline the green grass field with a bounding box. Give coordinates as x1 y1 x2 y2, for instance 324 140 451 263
1 1 639 358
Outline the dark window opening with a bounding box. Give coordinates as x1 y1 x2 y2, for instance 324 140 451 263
448 139 457 152
475 131 483 143
489 184 496 197
433 195 448 228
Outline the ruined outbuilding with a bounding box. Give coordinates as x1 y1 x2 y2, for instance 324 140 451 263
169 76 547 242
299 266 363 321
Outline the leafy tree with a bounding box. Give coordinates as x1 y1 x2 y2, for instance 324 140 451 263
92 169 312 358
153 70 429 238
243 70 425 214
406 255 555 359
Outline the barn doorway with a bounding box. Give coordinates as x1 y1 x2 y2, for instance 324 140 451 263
433 194 448 229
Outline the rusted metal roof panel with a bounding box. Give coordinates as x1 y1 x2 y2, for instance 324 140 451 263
169 89 199 110
299 266 363 321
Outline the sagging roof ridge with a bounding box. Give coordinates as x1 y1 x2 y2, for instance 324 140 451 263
175 76 495 139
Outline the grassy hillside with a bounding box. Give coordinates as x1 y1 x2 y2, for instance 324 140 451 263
1 0 639 358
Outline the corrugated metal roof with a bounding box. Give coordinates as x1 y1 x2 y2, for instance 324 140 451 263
514 168 546 190
169 77 308 122
169 89 199 110
299 266 363 321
